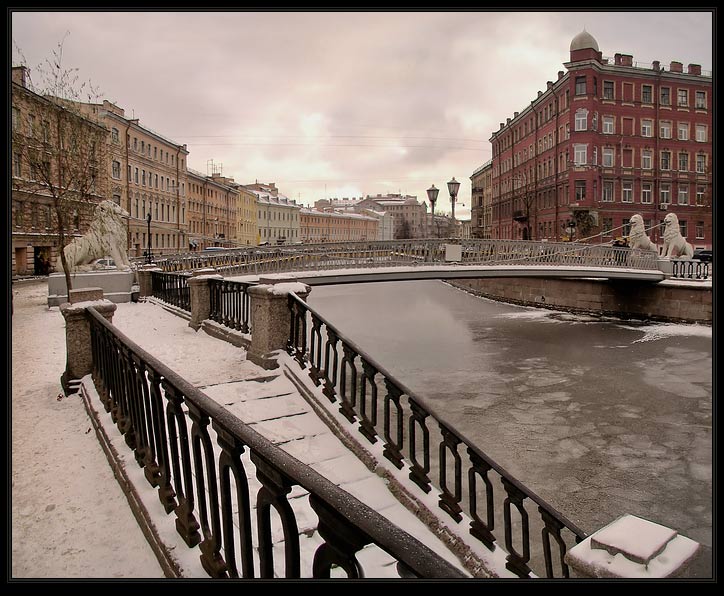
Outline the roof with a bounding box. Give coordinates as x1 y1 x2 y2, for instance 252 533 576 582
570 29 599 52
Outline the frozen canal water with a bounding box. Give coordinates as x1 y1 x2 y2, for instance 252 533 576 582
308 280 713 578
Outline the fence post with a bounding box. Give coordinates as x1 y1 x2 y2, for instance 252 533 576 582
59 287 117 395
247 280 311 370
137 266 162 298
564 514 700 579
188 269 222 331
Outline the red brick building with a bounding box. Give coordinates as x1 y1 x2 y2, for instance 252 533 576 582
485 31 712 249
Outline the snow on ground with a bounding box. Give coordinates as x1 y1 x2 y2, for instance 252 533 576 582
11 280 165 579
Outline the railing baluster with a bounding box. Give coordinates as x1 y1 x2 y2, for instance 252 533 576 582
322 327 339 403
502 477 532 578
382 379 404 469
408 398 432 493
438 423 463 522
339 345 359 423
468 450 496 550
358 359 378 443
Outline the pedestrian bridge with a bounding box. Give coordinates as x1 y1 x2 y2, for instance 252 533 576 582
148 238 705 284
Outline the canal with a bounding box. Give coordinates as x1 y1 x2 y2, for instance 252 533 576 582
307 279 713 578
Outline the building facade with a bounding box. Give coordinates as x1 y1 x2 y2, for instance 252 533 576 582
355 194 428 239
237 186 258 247
11 66 110 276
487 31 712 248
299 209 379 243
187 170 240 250
244 182 301 244
470 160 493 239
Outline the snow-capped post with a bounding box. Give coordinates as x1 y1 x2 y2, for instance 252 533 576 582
59 287 117 395
247 279 311 370
136 265 162 298
188 269 223 331
564 514 701 579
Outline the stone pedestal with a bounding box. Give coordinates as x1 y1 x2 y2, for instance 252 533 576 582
60 288 117 395
188 273 223 331
48 270 136 306
247 282 311 370
565 514 700 579
136 266 163 298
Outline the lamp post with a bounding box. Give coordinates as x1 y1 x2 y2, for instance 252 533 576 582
447 177 460 238
427 184 439 238
146 212 152 264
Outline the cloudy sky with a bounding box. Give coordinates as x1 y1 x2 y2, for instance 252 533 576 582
11 9 713 217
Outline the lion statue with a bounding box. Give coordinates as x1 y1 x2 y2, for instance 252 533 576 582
60 200 131 271
661 212 694 259
628 214 657 252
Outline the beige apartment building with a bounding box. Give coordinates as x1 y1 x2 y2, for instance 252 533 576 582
299 208 379 243
355 194 428 239
470 160 493 239
313 198 395 241
237 186 258 247
187 169 240 250
11 66 110 276
244 182 302 244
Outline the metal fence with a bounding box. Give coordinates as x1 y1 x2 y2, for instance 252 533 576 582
150 239 662 277
287 293 587 579
151 271 191 311
209 279 256 334
86 306 466 579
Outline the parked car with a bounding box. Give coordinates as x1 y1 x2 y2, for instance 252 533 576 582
693 249 712 263
92 257 117 270
202 246 227 252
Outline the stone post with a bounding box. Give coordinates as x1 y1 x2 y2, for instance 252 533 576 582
136 265 162 298
188 270 223 331
247 281 311 370
59 288 117 395
565 514 700 579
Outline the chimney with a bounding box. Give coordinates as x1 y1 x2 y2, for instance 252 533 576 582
614 53 622 65
670 61 683 73
688 63 701 75
537 90 543 97
514 111 519 118
500 122 505 130
11 65 27 87
558 70 564 80
653 60 660 71
547 81 553 89
506 118 511 125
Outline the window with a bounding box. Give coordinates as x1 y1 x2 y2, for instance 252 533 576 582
603 80 614 100
696 186 705 206
622 181 633 203
112 160 121 179
679 220 688 238
133 137 138 150
27 114 35 136
660 87 671 106
575 180 586 201
678 184 689 205
660 151 671 171
574 144 587 165
12 106 20 130
602 147 614 167
41 120 50 143
660 183 671 205
695 124 707 142
13 152 21 177
641 150 652 170
696 221 704 239
641 182 653 204
678 152 689 172
602 116 614 134
678 123 689 140
602 180 614 202
142 170 146 186
660 121 672 139
641 119 653 137
134 167 139 183
696 154 707 174
641 85 653 104
677 89 688 107
565 123 570 139
695 91 706 109
141 141 145 153
575 109 588 131
575 76 586 95
111 127 119 143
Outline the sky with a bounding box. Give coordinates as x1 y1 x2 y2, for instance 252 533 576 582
10 9 714 218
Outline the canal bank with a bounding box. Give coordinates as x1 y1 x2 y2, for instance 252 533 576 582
447 276 712 324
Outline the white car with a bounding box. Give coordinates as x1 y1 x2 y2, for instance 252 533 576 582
92 257 117 270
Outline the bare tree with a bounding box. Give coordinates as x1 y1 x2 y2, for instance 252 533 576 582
12 35 109 291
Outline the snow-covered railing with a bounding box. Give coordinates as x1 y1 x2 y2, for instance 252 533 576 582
287 292 587 579
148 239 662 276
208 278 255 334
86 306 466 579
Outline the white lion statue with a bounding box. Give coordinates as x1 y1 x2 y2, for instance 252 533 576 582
628 214 657 252
61 200 131 271
662 212 694 259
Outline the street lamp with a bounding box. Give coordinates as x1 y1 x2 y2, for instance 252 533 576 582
146 212 152 264
427 184 439 238
448 177 460 237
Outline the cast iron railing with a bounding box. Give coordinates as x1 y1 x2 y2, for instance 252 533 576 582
670 259 710 280
208 279 256 334
151 271 191 312
150 239 662 276
86 306 466 579
287 292 588 579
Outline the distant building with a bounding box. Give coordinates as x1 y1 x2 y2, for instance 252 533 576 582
355 194 428 239
187 169 240 250
486 30 712 248
314 197 394 240
470 160 493 239
300 208 379 243
244 182 301 244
